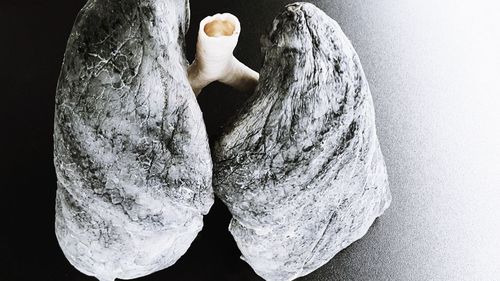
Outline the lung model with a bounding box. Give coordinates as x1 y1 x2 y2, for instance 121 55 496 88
53 1 213 280
213 3 392 281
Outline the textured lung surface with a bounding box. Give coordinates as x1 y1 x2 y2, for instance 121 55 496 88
53 0 213 280
213 3 391 281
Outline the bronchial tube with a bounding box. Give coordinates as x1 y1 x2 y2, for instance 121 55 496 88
188 13 259 95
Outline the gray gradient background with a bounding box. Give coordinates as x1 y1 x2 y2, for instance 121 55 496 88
192 0 500 280
2 0 499 280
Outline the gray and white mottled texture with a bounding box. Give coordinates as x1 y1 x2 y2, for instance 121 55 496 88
53 0 213 280
213 3 391 281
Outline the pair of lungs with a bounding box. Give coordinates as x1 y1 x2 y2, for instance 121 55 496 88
53 1 391 281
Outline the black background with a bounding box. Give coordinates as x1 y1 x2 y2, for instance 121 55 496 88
1 1 320 280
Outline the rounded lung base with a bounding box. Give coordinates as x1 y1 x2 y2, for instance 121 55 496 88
213 3 391 281
53 0 213 280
